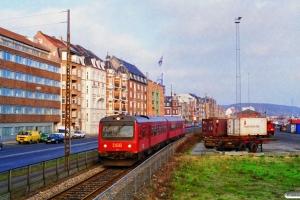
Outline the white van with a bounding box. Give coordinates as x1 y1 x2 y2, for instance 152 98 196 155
55 126 74 139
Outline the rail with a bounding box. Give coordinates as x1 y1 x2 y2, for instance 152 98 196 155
94 136 188 200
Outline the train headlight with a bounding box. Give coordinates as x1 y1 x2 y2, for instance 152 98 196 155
128 144 132 148
104 144 107 148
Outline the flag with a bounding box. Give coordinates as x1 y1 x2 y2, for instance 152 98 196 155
158 56 163 66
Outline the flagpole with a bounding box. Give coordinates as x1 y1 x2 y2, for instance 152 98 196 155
162 54 164 86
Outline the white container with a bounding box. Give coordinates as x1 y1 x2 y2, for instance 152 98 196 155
227 118 267 136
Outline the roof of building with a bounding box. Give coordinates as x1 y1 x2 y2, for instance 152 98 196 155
36 31 66 49
0 27 50 52
116 58 146 78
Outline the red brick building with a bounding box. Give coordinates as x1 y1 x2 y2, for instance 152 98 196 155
0 27 60 141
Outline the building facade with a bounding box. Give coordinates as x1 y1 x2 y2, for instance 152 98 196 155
35 31 106 135
147 80 164 116
0 27 61 141
109 56 147 116
105 55 129 115
164 93 179 117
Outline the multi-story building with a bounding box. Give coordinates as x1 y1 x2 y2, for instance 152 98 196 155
35 31 106 135
164 93 179 117
105 55 129 115
202 93 217 118
147 80 164 116
106 55 147 116
0 27 60 141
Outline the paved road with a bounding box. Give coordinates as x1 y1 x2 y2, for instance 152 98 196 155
191 127 300 155
0 137 98 173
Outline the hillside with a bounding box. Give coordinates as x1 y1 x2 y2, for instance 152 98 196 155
221 103 300 117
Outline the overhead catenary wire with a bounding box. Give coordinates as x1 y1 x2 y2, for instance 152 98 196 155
10 21 67 30
0 10 67 21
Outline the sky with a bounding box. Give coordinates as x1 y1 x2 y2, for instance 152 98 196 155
1 0 300 107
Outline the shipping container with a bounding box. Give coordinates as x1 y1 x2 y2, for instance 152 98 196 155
296 124 300 134
286 124 296 133
202 118 227 137
227 118 268 136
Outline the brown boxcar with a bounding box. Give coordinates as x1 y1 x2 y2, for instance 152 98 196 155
202 118 227 137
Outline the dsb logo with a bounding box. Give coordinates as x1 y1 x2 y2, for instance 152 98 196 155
113 143 122 147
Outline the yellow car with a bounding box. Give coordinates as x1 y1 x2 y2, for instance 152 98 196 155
16 130 40 144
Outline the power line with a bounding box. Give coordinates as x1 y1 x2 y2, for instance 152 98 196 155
10 21 67 30
0 10 67 21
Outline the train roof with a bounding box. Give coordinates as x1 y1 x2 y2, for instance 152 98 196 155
100 115 184 123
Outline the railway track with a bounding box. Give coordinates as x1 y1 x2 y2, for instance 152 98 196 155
48 167 129 200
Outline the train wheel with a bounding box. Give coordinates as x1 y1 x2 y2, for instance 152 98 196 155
249 142 258 153
217 141 223 151
238 143 246 151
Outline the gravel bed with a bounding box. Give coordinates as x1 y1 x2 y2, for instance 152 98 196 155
26 166 105 200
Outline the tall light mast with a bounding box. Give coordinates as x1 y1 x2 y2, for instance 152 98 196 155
235 17 242 113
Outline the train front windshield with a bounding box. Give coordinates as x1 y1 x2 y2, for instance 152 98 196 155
102 122 134 139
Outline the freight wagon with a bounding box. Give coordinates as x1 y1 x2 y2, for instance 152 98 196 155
203 117 277 153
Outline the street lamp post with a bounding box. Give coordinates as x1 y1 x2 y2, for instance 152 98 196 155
235 17 242 113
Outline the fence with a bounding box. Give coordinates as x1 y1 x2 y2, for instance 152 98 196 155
0 149 98 200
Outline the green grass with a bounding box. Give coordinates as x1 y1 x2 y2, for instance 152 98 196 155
171 155 300 199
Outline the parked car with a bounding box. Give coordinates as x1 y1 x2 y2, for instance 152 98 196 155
45 133 65 144
73 130 86 138
40 133 51 142
16 130 40 144
0 139 2 151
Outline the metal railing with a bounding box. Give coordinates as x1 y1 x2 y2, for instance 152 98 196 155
0 149 98 199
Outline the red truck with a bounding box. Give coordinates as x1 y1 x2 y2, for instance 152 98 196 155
267 121 275 136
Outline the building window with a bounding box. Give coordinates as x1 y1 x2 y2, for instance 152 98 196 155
36 107 43 114
87 100 88 108
72 97 76 103
62 96 66 104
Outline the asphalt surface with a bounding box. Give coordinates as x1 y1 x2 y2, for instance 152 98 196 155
191 127 300 156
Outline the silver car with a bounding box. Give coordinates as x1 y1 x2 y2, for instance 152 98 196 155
73 130 86 138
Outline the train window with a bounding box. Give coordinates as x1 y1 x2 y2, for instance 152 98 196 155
139 125 142 139
102 123 134 139
149 126 152 136
142 126 146 138
152 125 156 136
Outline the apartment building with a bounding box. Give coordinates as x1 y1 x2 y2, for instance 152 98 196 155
105 55 129 115
35 31 106 135
147 80 164 116
0 27 60 141
164 93 179 117
106 55 147 116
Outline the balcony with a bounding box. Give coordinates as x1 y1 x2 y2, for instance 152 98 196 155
122 97 127 101
71 104 78 110
122 86 126 90
107 109 114 114
108 96 114 101
115 83 120 88
71 89 78 96
71 75 77 81
107 84 114 89
114 95 120 99
122 107 126 111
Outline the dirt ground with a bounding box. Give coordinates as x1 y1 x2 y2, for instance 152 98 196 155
133 132 202 200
